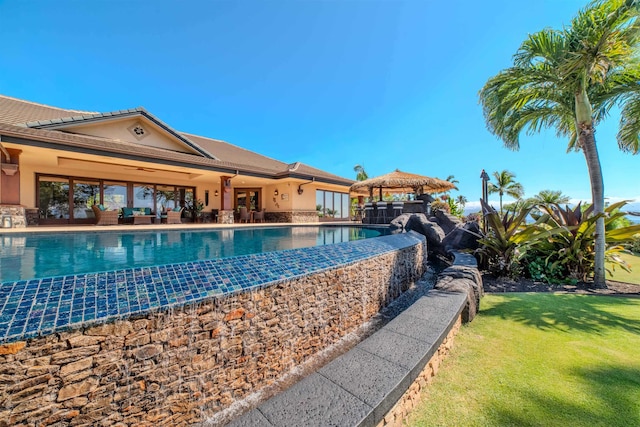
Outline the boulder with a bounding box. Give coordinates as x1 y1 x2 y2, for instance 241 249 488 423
400 214 446 254
435 252 484 322
433 210 463 234
389 213 411 232
442 221 482 253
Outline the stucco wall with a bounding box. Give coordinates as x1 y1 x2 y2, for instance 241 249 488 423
0 241 426 426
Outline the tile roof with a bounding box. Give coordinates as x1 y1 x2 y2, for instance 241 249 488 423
0 95 353 185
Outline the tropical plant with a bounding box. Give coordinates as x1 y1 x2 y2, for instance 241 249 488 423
444 174 459 193
187 198 205 220
627 234 640 253
447 197 464 217
456 195 468 208
353 164 368 181
475 200 550 278
527 201 640 283
503 198 534 214
487 170 524 214
479 0 640 287
530 190 571 207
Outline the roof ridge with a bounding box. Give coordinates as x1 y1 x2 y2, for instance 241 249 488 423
0 94 97 115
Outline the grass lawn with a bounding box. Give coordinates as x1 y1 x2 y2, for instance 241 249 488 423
407 293 640 427
609 252 640 285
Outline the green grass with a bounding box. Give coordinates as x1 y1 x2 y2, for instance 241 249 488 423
609 253 640 285
407 293 640 427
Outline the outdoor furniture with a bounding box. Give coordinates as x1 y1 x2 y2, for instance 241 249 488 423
392 201 404 218
132 213 156 225
91 205 119 226
363 203 374 224
375 201 388 224
252 209 265 223
162 208 183 224
211 209 219 223
122 207 154 224
238 206 251 223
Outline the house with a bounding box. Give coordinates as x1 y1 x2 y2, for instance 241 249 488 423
0 95 354 227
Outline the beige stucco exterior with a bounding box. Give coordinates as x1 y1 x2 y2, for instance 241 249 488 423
0 96 354 225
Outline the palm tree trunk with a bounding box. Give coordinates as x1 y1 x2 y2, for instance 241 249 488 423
575 86 606 288
579 123 606 287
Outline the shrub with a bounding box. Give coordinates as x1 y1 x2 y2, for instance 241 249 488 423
430 200 450 214
528 201 640 282
626 234 640 254
475 200 551 278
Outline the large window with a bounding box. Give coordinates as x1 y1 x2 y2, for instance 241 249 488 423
37 174 196 224
39 176 70 220
103 182 127 211
316 190 350 219
73 180 101 220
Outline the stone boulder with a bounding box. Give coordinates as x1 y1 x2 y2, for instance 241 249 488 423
398 213 446 254
433 210 463 235
389 213 411 232
435 252 484 322
442 221 482 253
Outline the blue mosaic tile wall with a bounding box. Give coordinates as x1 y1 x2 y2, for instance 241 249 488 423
0 232 425 344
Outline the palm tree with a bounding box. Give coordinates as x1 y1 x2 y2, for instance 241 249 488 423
456 195 468 208
487 170 524 214
530 190 571 207
445 175 459 191
479 0 640 287
353 164 368 181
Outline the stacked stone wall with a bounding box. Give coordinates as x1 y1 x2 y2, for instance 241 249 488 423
0 242 426 426
0 205 27 228
264 211 318 223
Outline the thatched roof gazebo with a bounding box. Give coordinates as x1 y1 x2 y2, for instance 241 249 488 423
350 169 456 199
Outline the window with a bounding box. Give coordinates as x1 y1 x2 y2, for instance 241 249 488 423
316 190 350 219
39 176 70 219
103 182 127 211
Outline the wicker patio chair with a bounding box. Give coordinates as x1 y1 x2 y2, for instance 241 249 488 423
252 209 265 223
165 208 183 224
91 205 119 226
239 206 251 223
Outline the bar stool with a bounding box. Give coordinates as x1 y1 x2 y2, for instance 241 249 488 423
375 201 388 224
392 201 403 219
363 203 374 224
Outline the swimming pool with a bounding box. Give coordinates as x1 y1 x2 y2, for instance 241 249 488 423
0 225 390 283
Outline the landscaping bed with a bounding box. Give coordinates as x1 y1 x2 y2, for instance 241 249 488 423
482 273 640 296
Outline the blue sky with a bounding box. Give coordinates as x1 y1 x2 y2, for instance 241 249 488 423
1 0 638 212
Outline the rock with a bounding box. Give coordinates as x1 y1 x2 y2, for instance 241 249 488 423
57 377 99 402
433 210 463 234
389 213 411 231
435 252 484 322
442 221 482 253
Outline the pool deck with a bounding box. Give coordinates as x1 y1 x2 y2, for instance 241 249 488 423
0 220 357 234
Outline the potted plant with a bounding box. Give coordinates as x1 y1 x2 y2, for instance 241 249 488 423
188 198 205 222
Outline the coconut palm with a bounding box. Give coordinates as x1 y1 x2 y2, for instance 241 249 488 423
445 175 459 191
530 190 571 207
487 170 524 214
353 164 368 181
456 195 468 208
479 0 640 287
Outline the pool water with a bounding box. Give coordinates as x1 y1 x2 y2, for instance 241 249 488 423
0 226 389 283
